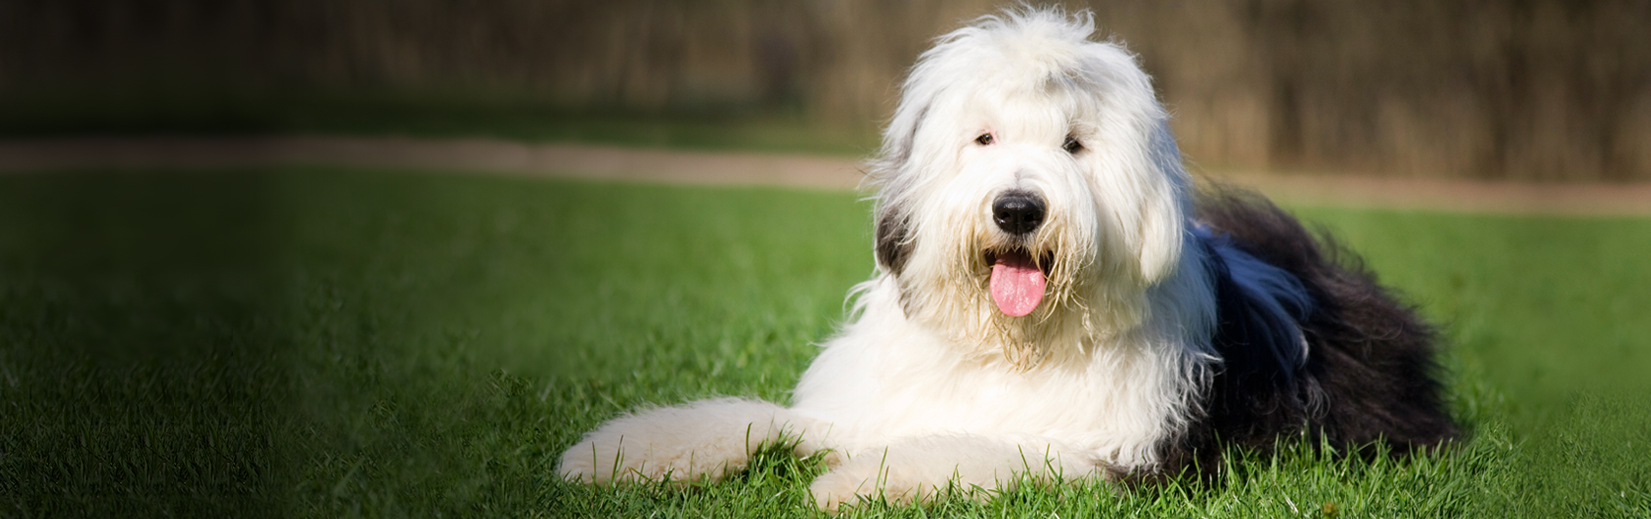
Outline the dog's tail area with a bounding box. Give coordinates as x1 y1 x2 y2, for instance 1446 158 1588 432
1191 184 1458 458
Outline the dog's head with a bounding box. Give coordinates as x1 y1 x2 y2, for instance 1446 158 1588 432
868 8 1194 364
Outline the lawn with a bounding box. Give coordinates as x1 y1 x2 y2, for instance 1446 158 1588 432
1 168 1646 517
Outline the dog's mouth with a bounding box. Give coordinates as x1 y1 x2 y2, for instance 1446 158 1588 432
984 248 1053 317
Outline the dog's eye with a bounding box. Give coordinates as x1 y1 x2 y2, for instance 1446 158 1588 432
975 133 995 146
1063 135 1084 154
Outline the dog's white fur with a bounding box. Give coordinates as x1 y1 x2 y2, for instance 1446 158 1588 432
559 8 1226 511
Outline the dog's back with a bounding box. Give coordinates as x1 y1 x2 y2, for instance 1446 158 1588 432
1161 187 1458 478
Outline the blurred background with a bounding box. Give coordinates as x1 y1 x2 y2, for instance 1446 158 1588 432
4 0 1650 181
4 3 1649 516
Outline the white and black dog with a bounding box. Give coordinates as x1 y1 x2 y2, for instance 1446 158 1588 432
560 7 1454 511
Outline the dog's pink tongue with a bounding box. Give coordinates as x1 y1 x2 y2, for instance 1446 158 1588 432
990 256 1046 317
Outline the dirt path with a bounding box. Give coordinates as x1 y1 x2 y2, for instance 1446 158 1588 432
2 136 1648 215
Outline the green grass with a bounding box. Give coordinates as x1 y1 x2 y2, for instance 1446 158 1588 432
1 169 1646 517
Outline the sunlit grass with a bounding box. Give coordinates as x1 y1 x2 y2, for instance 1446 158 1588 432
0 169 1645 517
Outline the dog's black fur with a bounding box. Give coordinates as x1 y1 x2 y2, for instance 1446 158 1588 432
1149 187 1457 480
874 205 913 276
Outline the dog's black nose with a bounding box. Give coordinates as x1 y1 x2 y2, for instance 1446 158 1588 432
992 192 1046 235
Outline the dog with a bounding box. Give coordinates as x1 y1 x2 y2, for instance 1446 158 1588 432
558 7 1455 511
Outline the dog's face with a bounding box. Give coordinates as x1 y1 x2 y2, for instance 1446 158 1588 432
869 10 1193 364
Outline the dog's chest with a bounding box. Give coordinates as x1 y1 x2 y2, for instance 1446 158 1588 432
883 359 1145 435
797 340 1172 456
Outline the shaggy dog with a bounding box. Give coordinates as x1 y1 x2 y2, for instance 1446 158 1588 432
559 8 1455 511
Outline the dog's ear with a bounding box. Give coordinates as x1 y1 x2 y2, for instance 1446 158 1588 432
869 102 928 187
869 88 930 277
1135 121 1192 284
874 202 913 275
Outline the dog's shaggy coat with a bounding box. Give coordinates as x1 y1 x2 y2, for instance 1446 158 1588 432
558 8 1454 510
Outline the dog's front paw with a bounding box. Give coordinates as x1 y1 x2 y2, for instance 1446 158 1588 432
558 434 725 484
808 460 885 513
808 450 958 513
557 398 802 484
808 438 1108 512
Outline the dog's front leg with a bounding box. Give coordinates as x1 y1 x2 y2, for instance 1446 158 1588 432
808 434 1108 512
557 397 821 484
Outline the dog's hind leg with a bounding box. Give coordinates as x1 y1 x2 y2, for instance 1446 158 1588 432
808 434 1108 512
557 397 826 484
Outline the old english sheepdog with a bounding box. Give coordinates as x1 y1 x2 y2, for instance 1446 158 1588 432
559 7 1455 510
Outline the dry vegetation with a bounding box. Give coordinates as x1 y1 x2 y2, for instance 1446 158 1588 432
4 0 1650 181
